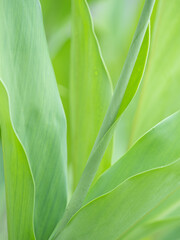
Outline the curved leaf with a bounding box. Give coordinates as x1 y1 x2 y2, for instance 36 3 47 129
130 0 180 144
69 0 113 190
0 83 35 239
59 159 180 240
115 0 180 159
86 110 180 202
123 218 180 240
122 186 180 239
0 0 67 239
50 1 154 238
40 0 71 41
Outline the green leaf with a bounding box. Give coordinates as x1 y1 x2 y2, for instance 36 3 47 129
52 39 71 115
114 0 180 159
0 141 8 240
130 0 180 143
40 0 106 45
0 83 35 239
50 1 153 238
86 110 180 202
0 141 3 185
58 159 180 240
40 0 71 41
69 0 113 190
93 0 145 87
42 0 113 193
122 184 180 239
124 218 180 240
0 0 67 239
158 225 180 240
84 111 180 239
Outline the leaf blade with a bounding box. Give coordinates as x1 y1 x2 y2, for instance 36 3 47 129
0 0 67 239
59 159 180 240
50 1 154 238
86 110 180 202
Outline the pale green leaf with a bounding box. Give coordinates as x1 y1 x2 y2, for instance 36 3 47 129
130 0 180 144
86 111 180 202
122 184 180 239
50 1 153 238
58 159 180 240
124 218 180 240
69 0 113 190
0 141 8 240
40 0 71 41
115 0 180 160
93 0 145 87
0 0 67 239
0 84 35 239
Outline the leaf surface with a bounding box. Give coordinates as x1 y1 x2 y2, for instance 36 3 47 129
86 111 180 201
123 218 180 240
0 83 35 240
130 0 180 144
114 0 180 160
0 0 67 239
0 141 8 240
69 0 113 190
58 159 180 240
50 1 154 238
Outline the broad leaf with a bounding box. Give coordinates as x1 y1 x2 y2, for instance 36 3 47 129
41 0 113 193
58 159 180 240
50 1 154 238
123 218 180 240
0 0 67 239
130 0 180 144
84 111 180 239
122 185 180 239
114 0 180 160
86 111 180 201
69 0 113 190
0 84 35 239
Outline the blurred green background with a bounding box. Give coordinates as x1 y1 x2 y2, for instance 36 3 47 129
1 0 180 239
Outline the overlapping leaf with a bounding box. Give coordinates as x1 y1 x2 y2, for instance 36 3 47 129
58 111 180 240
86 111 180 202
68 0 152 217
122 184 180 239
69 0 113 190
0 0 67 239
41 0 114 193
114 0 180 160
129 0 180 144
123 218 180 240
58 159 180 240
0 83 35 239
50 1 154 239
